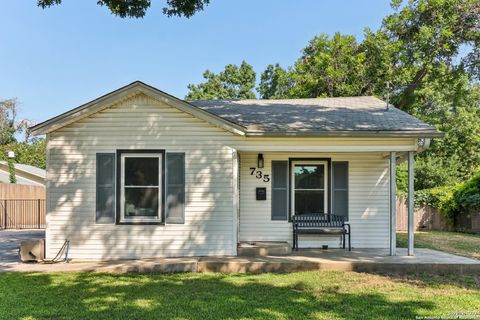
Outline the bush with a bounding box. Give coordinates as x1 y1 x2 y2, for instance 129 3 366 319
396 157 462 193
412 172 480 225
414 185 460 224
454 171 480 211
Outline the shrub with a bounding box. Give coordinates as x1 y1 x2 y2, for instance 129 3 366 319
414 185 460 224
411 172 480 225
454 171 480 211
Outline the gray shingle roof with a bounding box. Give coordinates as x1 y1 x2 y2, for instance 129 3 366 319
190 96 439 136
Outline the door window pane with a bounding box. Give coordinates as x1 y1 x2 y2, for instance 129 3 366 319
295 190 324 214
294 165 324 189
293 163 327 216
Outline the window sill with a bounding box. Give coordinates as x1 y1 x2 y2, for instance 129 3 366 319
117 220 165 225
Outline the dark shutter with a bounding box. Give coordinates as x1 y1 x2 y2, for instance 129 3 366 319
96 153 116 224
166 153 185 224
332 162 348 219
272 161 288 220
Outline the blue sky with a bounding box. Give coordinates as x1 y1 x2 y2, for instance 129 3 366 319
0 1 393 124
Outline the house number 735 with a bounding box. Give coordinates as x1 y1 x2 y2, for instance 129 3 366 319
250 167 270 182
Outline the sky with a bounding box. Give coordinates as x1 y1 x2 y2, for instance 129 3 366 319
0 1 393 124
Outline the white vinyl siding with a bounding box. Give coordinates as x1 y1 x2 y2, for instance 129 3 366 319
239 152 390 249
46 94 237 259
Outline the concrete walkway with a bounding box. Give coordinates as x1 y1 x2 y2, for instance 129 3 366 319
1 248 479 274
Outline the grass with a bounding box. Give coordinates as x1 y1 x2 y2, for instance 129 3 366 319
397 230 480 260
0 271 479 319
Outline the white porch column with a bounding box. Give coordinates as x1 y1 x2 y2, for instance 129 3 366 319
232 149 240 255
408 151 415 256
389 152 396 256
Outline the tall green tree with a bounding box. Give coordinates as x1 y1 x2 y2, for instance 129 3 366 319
290 33 368 98
37 0 210 18
186 61 256 100
379 0 480 111
257 64 295 99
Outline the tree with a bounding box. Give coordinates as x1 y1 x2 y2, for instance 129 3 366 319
396 69 480 192
257 64 295 99
0 99 32 145
380 0 480 110
0 98 47 172
186 61 256 100
290 33 368 98
37 0 210 18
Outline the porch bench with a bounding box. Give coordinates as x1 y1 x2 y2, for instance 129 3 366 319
292 214 351 251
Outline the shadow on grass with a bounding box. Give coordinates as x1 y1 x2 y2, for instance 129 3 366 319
0 272 440 320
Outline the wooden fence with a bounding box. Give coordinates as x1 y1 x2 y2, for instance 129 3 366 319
0 199 46 229
0 184 45 199
396 197 450 231
0 184 46 229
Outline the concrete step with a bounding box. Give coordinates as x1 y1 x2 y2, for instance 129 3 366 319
237 241 291 257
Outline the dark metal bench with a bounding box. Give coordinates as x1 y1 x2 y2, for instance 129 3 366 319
292 214 351 251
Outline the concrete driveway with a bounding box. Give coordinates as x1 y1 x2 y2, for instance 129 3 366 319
0 229 45 263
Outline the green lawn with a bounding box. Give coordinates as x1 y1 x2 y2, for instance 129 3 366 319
397 230 480 260
0 271 479 319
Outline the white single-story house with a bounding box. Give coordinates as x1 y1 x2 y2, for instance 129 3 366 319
30 81 442 260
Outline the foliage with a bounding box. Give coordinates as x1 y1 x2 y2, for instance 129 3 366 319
407 70 480 183
382 0 480 110
0 98 47 170
257 63 295 99
0 98 31 145
0 139 47 170
414 171 480 223
290 33 368 98
7 158 16 183
397 157 463 193
0 271 479 319
454 171 480 210
37 0 210 18
186 61 256 100
163 0 210 17
414 185 459 223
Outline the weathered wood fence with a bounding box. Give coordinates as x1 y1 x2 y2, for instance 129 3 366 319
396 197 450 231
0 184 46 229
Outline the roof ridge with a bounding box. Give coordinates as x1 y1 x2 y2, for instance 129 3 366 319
190 95 381 103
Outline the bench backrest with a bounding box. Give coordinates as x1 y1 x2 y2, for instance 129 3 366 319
292 214 345 228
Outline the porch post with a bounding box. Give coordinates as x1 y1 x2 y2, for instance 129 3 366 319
232 149 240 255
389 152 396 256
408 151 415 256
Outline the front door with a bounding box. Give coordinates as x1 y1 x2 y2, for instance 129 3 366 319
291 161 328 215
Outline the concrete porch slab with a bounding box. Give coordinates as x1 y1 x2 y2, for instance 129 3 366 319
1 248 478 274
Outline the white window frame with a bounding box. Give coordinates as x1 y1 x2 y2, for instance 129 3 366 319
120 153 163 223
291 160 329 215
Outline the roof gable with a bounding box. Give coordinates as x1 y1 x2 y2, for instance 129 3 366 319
30 81 246 136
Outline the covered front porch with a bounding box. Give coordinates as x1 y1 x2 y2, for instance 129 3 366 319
235 144 418 256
